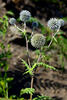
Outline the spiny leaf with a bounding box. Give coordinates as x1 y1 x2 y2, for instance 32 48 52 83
6 11 14 16
32 62 56 70
6 77 14 82
20 88 35 95
3 15 8 20
33 95 53 100
22 59 30 70
22 59 33 75
24 69 33 75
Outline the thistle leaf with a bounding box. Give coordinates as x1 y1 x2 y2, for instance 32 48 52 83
20 88 35 95
22 59 33 75
33 95 53 100
22 59 30 70
32 62 56 70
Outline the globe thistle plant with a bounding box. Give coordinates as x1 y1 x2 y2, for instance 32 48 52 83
47 18 60 31
58 19 64 27
20 10 31 22
8 11 58 100
47 18 64 47
9 18 16 25
31 34 45 48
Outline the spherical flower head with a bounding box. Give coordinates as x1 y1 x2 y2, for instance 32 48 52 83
32 22 38 28
20 10 31 22
58 19 64 27
47 18 60 31
31 34 45 48
9 18 16 25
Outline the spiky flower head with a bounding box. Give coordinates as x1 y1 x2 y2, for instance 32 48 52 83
32 22 38 28
20 10 31 22
47 18 60 31
31 34 45 48
9 18 16 25
58 19 64 27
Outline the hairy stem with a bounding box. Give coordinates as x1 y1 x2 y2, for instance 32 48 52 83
24 22 31 67
37 53 42 63
25 35 31 67
30 75 34 100
37 48 42 63
14 24 24 33
48 29 59 48
24 23 33 100
31 28 34 37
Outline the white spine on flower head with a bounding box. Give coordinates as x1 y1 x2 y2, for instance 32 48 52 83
9 18 16 25
58 19 64 26
20 10 31 22
47 18 61 31
31 34 45 48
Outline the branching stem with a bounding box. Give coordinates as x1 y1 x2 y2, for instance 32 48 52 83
24 23 33 100
48 29 59 48
14 24 24 33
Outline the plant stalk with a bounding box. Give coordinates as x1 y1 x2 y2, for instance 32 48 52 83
24 23 33 100
48 29 59 48
30 75 34 100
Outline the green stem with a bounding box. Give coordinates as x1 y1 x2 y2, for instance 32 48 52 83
14 24 23 33
24 23 34 100
30 75 34 100
4 64 8 99
48 29 59 48
37 47 42 63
